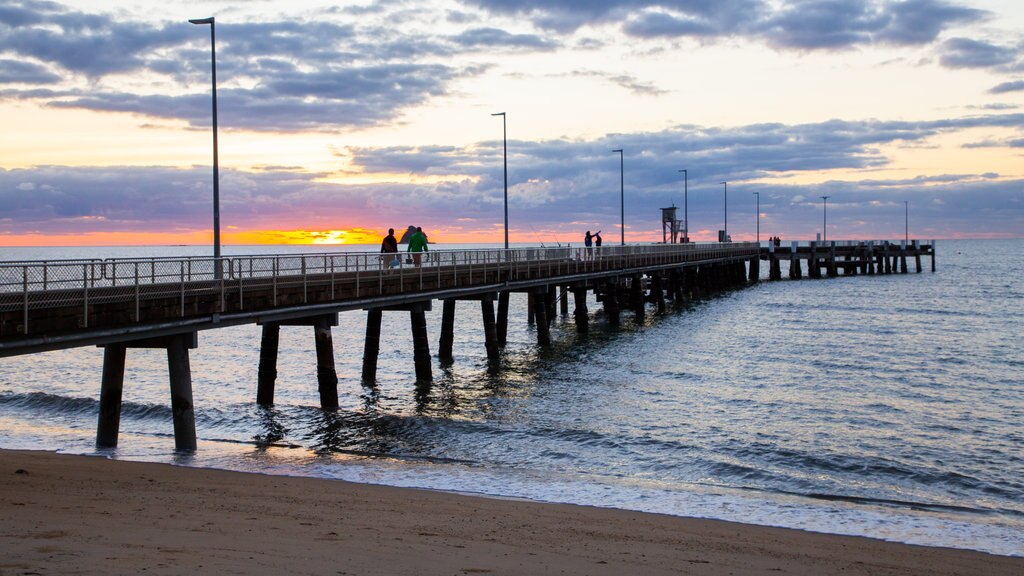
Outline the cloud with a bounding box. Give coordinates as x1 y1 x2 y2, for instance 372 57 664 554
3 112 1023 240
0 1 491 131
0 58 60 84
758 0 986 50
452 27 558 50
463 0 987 51
989 80 1024 94
939 38 1020 69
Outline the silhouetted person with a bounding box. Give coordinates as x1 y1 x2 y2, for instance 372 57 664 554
408 226 428 266
381 228 399 268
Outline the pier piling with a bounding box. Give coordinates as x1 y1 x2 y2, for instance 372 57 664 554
167 333 197 451
438 299 456 363
256 323 280 405
314 316 339 409
362 309 383 381
603 282 620 327
534 288 551 345
481 299 499 361
410 303 433 382
96 343 127 448
497 291 510 345
573 285 589 333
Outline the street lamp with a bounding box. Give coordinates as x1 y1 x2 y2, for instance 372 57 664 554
678 169 688 242
189 16 221 279
491 112 508 249
821 195 830 242
752 191 759 244
904 200 909 244
720 181 728 242
613 149 624 245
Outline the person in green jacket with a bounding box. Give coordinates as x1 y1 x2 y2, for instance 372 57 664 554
407 226 428 266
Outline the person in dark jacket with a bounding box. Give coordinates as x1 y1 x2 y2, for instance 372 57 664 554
381 228 399 268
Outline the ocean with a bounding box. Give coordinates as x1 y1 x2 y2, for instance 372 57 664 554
0 239 1021 556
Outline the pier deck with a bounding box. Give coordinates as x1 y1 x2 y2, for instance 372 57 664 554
0 240 934 450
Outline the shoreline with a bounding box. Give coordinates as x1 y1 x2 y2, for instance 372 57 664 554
1 449 1021 575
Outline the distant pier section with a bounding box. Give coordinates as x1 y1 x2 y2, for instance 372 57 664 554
0 240 934 450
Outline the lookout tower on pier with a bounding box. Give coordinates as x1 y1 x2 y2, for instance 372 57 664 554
661 206 683 244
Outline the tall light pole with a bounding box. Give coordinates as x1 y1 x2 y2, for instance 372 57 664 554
678 169 688 242
752 191 760 244
904 200 909 244
720 181 728 241
491 112 508 249
821 195 830 242
613 149 624 245
189 16 221 278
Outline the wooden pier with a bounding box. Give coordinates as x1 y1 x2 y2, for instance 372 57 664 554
0 240 934 450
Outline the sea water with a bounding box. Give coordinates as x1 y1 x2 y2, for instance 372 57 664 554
0 239 1021 556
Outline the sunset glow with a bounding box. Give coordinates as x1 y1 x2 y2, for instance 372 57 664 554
1 0 1022 245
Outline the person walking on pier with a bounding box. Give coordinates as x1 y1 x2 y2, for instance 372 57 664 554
594 231 603 251
381 228 399 268
584 230 593 260
408 226 428 267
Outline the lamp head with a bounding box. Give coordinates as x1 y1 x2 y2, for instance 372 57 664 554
189 17 214 25
491 112 505 117
612 149 623 153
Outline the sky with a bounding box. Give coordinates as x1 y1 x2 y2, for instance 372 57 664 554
1 0 1023 246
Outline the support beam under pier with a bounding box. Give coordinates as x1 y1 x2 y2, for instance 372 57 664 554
481 300 499 361
573 284 589 334
256 323 280 405
97 333 198 451
362 309 384 381
497 291 510 345
410 303 433 382
96 343 126 448
438 299 456 364
533 288 551 346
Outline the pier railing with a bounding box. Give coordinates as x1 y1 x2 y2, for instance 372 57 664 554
761 239 935 250
0 243 759 326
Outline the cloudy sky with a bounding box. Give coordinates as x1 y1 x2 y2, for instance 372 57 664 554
1 0 1022 245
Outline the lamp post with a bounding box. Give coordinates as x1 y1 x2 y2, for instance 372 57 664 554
678 169 688 242
904 200 909 244
491 112 508 249
821 195 830 242
613 149 624 245
189 16 221 279
720 181 728 241
752 191 759 244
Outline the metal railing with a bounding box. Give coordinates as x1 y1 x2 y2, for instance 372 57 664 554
0 242 759 333
764 239 935 251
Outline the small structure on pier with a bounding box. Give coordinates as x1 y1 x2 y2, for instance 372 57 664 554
661 206 684 244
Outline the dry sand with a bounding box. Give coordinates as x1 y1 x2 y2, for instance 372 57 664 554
0 449 1020 575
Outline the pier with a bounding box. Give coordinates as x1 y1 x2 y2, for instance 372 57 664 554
0 240 934 450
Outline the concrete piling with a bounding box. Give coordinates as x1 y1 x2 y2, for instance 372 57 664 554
96 343 126 448
257 323 280 405
362 309 384 380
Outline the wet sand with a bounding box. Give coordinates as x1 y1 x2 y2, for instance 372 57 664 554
1 449 1020 575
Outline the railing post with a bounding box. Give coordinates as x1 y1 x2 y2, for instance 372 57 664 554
22 265 29 334
179 261 186 317
134 262 140 322
83 265 89 328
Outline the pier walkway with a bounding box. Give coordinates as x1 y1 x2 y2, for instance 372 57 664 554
0 240 934 450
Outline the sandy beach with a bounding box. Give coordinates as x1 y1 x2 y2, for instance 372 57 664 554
0 449 1019 575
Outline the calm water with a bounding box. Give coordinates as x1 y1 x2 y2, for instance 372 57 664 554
0 240 1021 556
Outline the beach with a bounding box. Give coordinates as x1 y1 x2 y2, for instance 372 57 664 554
1 449 1020 576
